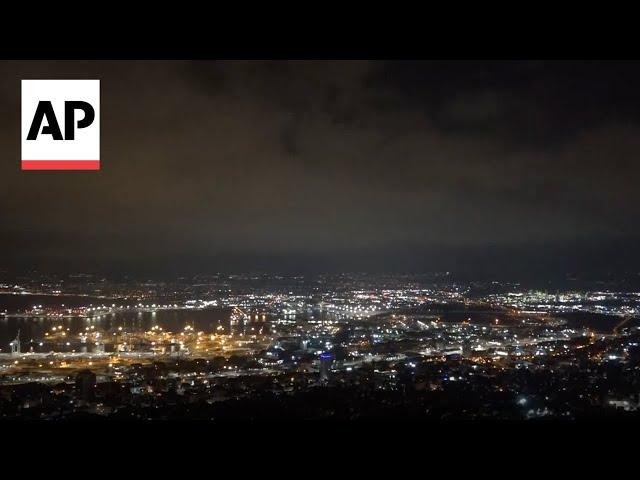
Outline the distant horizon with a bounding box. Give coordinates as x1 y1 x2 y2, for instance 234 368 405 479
3 236 640 280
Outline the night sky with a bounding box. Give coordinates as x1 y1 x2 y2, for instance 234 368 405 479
1 60 640 277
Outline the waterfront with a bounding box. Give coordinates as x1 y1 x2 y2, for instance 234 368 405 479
1 273 640 420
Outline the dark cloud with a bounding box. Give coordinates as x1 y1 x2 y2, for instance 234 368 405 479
369 60 640 148
1 60 639 276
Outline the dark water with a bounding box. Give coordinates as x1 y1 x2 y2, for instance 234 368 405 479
559 312 640 333
404 302 640 333
0 293 128 311
0 306 234 353
405 303 523 326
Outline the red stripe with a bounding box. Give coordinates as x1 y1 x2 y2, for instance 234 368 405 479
22 160 100 170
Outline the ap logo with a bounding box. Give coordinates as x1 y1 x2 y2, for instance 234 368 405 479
21 80 100 170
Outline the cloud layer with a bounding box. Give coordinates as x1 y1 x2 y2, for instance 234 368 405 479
1 60 639 275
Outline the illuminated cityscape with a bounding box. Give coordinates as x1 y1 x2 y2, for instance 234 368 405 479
2 272 640 420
